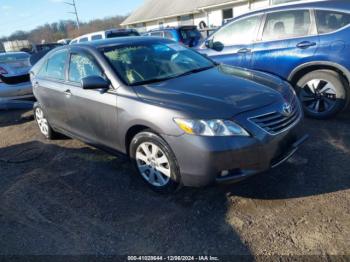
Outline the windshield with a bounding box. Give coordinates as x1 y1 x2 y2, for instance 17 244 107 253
102 42 214 85
0 53 30 63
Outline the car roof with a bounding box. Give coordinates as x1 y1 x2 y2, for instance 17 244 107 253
0 51 29 56
75 36 171 48
235 0 350 19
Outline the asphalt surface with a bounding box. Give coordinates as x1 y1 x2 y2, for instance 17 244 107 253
0 109 349 256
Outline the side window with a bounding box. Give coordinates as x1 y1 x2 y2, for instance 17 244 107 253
37 60 48 78
91 34 103 41
68 53 103 83
212 15 260 46
45 50 68 80
262 10 311 41
150 32 163 37
79 37 89 43
70 40 78 45
316 10 350 34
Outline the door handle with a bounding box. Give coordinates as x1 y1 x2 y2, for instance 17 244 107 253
64 89 72 97
297 41 316 49
237 48 251 54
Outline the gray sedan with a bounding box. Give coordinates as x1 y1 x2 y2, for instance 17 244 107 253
30 37 308 193
0 52 33 103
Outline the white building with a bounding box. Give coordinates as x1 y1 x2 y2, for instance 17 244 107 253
121 0 302 32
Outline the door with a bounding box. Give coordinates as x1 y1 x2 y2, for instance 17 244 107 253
33 49 69 130
64 51 119 148
200 14 262 68
251 9 319 80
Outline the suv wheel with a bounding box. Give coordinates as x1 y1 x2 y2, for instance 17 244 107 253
130 131 181 193
34 105 57 140
296 70 348 119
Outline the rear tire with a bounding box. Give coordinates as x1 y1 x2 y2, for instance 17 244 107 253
129 131 181 193
34 105 58 140
296 70 348 119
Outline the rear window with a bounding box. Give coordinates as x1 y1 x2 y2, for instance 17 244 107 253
0 53 29 63
316 10 350 34
179 28 200 40
107 31 140 38
164 31 176 40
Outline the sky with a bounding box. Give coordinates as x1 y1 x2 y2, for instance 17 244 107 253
0 0 144 37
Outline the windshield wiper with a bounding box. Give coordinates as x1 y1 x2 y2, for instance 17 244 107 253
132 65 216 86
132 77 173 86
177 65 216 78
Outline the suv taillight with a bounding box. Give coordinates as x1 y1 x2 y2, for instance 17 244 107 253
0 66 8 75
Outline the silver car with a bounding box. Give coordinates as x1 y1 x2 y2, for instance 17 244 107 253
0 52 33 103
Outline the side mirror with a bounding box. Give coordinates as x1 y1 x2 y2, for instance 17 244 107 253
205 39 224 52
81 76 110 90
212 41 224 52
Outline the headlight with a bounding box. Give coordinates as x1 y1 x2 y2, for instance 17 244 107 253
174 118 250 137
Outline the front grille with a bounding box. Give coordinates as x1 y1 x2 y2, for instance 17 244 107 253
0 74 30 85
249 97 301 135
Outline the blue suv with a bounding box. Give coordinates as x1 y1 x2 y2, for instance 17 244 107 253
199 0 350 119
144 26 202 47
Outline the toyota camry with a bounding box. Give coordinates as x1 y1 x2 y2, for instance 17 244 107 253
30 37 308 193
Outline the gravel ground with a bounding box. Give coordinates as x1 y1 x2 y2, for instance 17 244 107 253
0 109 349 257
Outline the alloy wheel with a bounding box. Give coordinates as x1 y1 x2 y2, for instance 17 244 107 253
300 79 337 114
135 142 171 187
35 107 49 136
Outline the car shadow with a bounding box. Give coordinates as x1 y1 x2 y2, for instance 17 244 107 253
0 109 34 128
0 141 251 256
223 114 350 200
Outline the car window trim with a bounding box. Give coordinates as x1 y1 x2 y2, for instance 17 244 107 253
314 8 350 36
256 8 316 43
66 49 106 87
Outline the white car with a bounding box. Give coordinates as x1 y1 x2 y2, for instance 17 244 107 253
0 52 33 102
70 29 140 44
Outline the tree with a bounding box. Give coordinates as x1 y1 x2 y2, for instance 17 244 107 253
0 15 128 45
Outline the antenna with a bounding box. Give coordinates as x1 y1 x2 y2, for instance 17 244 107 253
64 0 81 29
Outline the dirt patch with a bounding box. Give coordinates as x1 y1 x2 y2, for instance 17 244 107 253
0 109 349 256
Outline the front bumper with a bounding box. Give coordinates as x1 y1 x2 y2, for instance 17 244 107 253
163 121 307 187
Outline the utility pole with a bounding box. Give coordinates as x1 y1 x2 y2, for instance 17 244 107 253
64 0 80 29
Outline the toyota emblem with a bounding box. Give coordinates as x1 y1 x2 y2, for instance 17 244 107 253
282 103 293 116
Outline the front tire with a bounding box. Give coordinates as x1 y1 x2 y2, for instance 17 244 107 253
34 105 57 140
129 131 181 193
296 70 348 119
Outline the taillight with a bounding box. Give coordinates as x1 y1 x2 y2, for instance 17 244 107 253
0 66 8 75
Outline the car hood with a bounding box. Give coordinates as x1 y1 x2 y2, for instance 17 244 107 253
134 65 288 118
